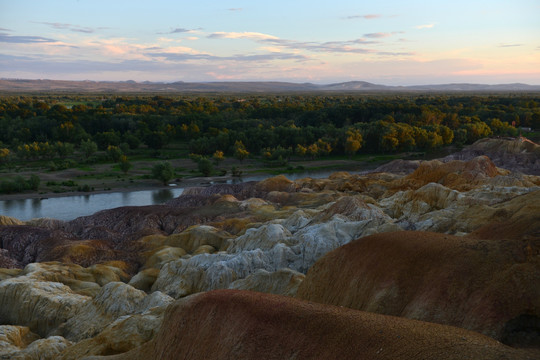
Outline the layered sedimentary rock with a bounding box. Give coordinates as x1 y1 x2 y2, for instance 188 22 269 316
0 141 539 358
0 277 89 337
0 326 40 357
0 215 23 226
56 306 166 360
61 282 173 342
3 155 535 277
108 290 535 360
0 325 71 360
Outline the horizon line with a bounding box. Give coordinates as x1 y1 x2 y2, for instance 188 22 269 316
1 77 540 87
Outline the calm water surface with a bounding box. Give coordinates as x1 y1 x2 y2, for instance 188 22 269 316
0 170 368 221
0 188 186 221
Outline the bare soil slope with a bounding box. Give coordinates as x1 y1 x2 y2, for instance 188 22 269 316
296 231 540 347
109 289 535 360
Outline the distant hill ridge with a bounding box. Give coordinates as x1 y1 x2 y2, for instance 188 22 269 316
0 78 539 93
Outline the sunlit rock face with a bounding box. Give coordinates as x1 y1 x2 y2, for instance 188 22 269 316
109 290 534 360
0 215 23 226
0 139 539 358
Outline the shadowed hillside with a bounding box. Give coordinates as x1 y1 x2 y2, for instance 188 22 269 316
108 290 536 360
296 230 540 346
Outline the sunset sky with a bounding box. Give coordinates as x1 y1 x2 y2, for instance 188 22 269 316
1 0 539 85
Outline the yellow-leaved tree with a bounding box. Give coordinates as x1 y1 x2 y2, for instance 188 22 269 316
344 128 363 157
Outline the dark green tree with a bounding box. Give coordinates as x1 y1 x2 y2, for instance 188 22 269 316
80 139 98 160
152 161 174 185
198 157 213 177
27 174 40 191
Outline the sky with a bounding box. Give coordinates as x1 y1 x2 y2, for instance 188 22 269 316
0 0 539 85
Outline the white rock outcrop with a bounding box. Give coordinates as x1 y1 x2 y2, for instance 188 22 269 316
62 282 173 341
0 278 89 337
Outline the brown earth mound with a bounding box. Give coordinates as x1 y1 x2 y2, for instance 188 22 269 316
108 289 535 360
402 155 503 191
443 137 540 175
296 231 540 347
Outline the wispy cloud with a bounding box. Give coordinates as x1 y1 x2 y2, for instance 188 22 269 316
364 32 392 38
170 28 190 34
363 32 404 39
38 22 103 33
208 32 279 40
260 38 411 56
148 51 309 63
376 51 415 56
498 43 522 48
52 43 79 49
162 28 191 34
158 28 199 34
344 14 382 20
0 33 56 43
415 24 435 29
227 8 242 11
351 38 380 44
207 31 411 57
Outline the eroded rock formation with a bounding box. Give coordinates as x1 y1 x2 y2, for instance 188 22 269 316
0 142 539 358
443 137 540 175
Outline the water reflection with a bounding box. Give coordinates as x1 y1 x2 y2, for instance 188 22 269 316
0 168 372 221
229 177 244 184
31 198 41 211
152 189 174 204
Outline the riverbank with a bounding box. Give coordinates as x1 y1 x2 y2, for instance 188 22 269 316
0 174 235 201
0 164 380 221
0 157 382 201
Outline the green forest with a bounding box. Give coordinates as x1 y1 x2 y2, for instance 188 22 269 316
0 94 539 194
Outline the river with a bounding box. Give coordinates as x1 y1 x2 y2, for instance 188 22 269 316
0 170 367 221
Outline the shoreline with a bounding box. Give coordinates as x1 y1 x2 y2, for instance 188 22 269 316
0 157 390 202
0 159 380 202
0 174 241 201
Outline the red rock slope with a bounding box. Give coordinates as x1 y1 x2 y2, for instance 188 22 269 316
109 289 534 360
296 231 540 347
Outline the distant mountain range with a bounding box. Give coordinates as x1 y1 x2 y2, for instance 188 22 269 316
1 79 539 93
